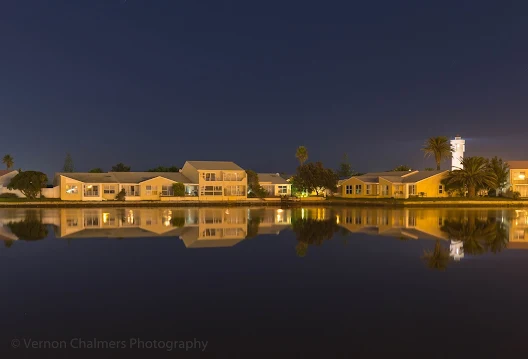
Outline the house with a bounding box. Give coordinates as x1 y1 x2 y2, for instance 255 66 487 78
54 172 195 201
506 161 528 197
258 173 291 196
0 170 24 198
340 170 449 199
180 161 247 200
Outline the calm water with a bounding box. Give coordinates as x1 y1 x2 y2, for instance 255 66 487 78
2 206 528 357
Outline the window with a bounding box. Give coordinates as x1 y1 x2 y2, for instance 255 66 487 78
202 229 217 237
200 185 223 196
345 185 353 194
122 185 140 196
66 185 78 194
84 185 99 197
408 216 416 226
438 185 444 194
278 185 288 194
84 213 99 227
366 185 371 195
382 185 389 196
355 185 362 194
408 184 416 195
202 173 217 181
355 216 362 224
66 218 78 227
145 185 158 195
161 185 173 196
223 173 238 181
103 185 116 194
225 185 245 196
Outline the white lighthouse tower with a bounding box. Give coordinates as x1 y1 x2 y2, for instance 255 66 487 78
450 135 465 170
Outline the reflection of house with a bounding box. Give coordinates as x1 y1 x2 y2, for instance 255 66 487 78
506 161 528 197
258 173 291 197
0 170 24 198
336 208 450 240
506 209 528 249
54 172 195 201
51 207 291 248
180 161 248 200
340 171 449 199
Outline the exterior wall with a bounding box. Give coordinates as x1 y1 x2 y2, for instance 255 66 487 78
341 177 367 198
260 183 291 196
139 177 176 201
41 186 60 199
60 176 83 201
197 170 247 200
180 163 200 183
414 173 449 198
508 169 528 197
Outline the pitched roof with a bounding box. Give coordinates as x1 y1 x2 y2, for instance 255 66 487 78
507 161 528 169
0 170 16 177
110 172 192 184
258 173 290 185
401 170 447 183
185 161 244 171
348 170 447 185
56 172 193 184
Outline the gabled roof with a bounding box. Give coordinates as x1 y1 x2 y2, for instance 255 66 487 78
0 170 16 177
507 161 528 169
184 161 244 171
110 172 192 184
55 172 193 185
401 170 447 183
346 170 447 185
258 173 290 185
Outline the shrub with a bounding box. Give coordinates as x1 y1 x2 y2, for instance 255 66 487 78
0 193 18 198
172 182 185 197
115 188 126 201
503 189 521 200
171 217 186 227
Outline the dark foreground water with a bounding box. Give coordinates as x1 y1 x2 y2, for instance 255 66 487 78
1 206 528 357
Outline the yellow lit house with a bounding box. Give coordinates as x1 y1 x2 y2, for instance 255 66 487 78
180 161 247 201
340 170 449 199
54 172 196 201
506 161 528 197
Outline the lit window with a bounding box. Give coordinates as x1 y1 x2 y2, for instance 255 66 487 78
520 172 526 180
103 185 116 194
278 185 288 194
345 185 353 194
145 185 158 195
355 185 362 194
84 185 99 197
66 185 78 194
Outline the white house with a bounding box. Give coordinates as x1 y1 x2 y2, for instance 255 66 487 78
258 173 291 196
0 170 24 198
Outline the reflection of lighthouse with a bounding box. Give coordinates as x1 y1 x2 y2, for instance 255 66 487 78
450 136 465 170
450 240 464 261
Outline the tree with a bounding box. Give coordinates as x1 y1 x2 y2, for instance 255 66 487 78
422 136 452 170
391 165 412 171
441 215 501 256
446 157 497 198
115 188 126 201
336 153 353 179
111 163 131 172
293 162 338 195
246 170 268 198
292 217 343 257
147 166 180 172
89 168 104 173
7 171 48 199
172 182 185 196
2 154 14 170
62 153 74 172
486 156 509 195
421 240 450 271
295 146 308 166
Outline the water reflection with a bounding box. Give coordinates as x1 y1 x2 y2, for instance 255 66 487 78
1 207 528 264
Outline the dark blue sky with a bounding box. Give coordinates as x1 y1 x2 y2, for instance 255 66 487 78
1 0 527 177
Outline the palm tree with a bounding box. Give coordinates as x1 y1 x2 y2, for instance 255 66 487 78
2 154 14 170
441 215 499 256
422 136 452 170
446 157 497 197
486 157 509 196
295 146 308 166
421 240 450 270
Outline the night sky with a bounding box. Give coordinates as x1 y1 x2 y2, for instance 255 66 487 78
1 0 527 178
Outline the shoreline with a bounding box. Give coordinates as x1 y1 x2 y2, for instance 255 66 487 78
0 198 527 208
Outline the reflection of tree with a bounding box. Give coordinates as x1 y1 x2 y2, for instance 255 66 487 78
171 217 186 228
422 240 450 271
7 212 48 241
292 218 344 257
246 216 261 239
441 215 508 256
